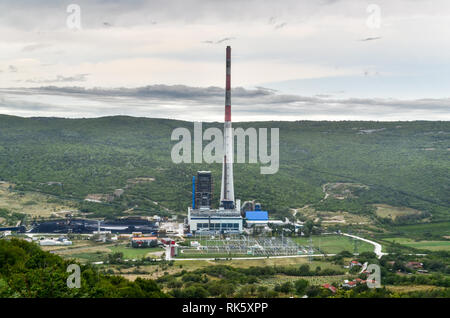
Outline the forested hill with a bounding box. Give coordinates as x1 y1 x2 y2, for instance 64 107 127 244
0 238 166 297
0 115 448 222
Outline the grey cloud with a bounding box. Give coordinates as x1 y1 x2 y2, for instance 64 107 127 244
274 22 287 30
216 37 235 44
267 16 287 30
0 99 64 112
0 85 449 121
34 85 276 101
202 37 235 45
21 43 52 52
18 85 450 113
359 37 382 42
24 74 90 84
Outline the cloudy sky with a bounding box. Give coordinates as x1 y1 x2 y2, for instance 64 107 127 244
0 0 449 121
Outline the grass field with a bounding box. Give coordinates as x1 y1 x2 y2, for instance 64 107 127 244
261 274 347 288
392 222 450 237
386 285 445 293
0 182 75 218
383 237 450 251
374 204 422 220
294 205 371 226
47 240 163 262
292 235 374 254
109 246 162 259
67 251 107 262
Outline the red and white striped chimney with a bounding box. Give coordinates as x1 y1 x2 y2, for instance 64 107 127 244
225 46 231 122
220 46 235 209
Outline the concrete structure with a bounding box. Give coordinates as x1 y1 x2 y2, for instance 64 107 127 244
244 211 269 228
131 236 158 248
39 237 72 246
245 211 268 221
188 207 243 233
220 46 235 210
195 171 213 210
187 46 243 234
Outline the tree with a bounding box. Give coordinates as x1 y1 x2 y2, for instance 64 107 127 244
299 264 310 276
305 220 314 235
279 282 293 294
305 286 321 298
294 279 309 295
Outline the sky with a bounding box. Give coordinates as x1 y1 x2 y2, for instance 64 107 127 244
0 0 449 121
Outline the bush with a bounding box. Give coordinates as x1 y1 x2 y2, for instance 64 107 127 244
294 279 309 295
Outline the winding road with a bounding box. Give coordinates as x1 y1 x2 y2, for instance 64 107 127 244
342 233 384 258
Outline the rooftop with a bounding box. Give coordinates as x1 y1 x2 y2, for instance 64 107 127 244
131 236 157 241
190 208 241 218
245 211 268 221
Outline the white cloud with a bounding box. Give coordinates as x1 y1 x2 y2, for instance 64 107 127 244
0 0 449 119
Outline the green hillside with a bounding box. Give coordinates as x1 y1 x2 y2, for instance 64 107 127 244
0 238 166 297
0 115 448 224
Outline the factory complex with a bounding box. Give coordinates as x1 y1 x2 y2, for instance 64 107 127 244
186 47 277 236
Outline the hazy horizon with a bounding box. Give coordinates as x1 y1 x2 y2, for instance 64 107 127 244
1 111 448 123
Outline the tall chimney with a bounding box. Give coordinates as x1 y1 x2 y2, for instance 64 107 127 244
225 46 231 122
220 46 235 209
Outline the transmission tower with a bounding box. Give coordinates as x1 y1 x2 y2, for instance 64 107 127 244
308 237 314 262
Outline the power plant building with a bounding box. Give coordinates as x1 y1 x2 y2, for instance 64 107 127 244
195 171 213 210
188 46 243 234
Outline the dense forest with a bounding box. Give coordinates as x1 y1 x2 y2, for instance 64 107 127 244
0 238 166 297
0 115 448 222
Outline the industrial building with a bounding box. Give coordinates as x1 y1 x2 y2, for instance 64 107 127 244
244 211 269 228
195 171 213 209
39 237 72 246
187 46 243 234
29 217 158 234
188 207 243 234
131 236 158 248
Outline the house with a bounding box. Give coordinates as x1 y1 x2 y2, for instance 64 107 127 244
349 260 362 268
322 283 337 293
342 280 357 288
406 261 423 270
342 278 368 288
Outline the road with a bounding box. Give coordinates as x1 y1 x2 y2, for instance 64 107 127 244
342 233 384 259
